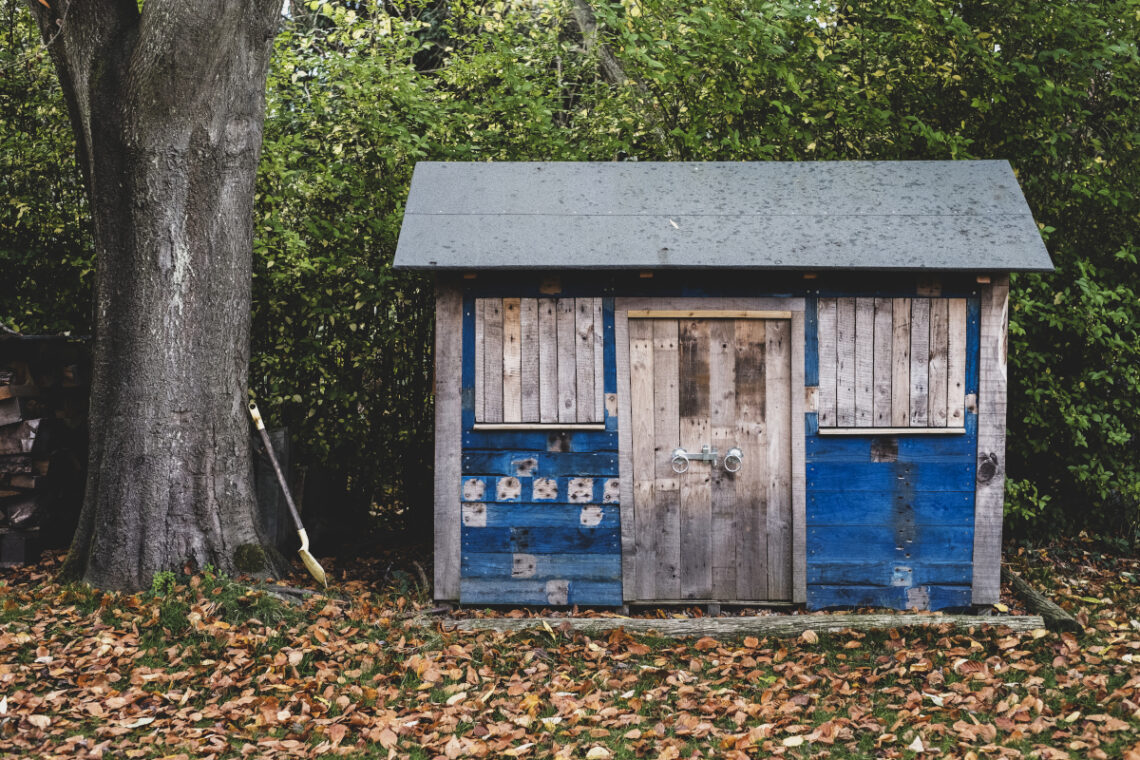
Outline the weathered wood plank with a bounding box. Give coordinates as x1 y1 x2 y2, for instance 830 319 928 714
628 318 657 601
946 298 967 428
575 298 596 423
614 307 636 599
556 299 578 423
458 579 622 607
433 279 463 601
872 298 893 426
538 298 559 423
1002 567 1082 632
928 298 949 427
973 276 1008 604
461 503 620 528
816 298 837 428
854 298 875 426
766 320 792 600
462 451 619 477
594 298 605 423
816 427 966 437
810 561 974 586
462 525 621 554
909 297 930 426
519 298 540 422
835 298 856 426
628 310 792 319
474 298 485 423
653 319 682 599
808 491 976 526
734 319 767 601
891 298 911 427
483 298 504 423
502 298 522 423
807 431 976 462
447 613 1046 637
678 319 712 600
807 462 975 491
708 319 737 599
462 552 622 581
789 311 807 604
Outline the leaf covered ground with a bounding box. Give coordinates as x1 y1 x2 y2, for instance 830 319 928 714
0 540 1137 760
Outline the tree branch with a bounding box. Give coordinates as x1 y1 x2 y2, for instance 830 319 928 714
569 0 629 87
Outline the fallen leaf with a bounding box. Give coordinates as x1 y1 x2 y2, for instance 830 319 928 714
585 748 611 759
27 714 50 729
782 736 804 747
908 735 924 752
800 630 818 644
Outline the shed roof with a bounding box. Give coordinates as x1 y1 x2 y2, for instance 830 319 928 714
393 161 1053 272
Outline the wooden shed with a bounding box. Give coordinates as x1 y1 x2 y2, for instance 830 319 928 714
394 161 1053 611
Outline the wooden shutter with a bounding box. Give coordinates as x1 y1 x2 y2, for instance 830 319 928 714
475 297 604 424
817 297 967 431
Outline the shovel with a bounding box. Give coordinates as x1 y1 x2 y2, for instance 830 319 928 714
248 400 328 588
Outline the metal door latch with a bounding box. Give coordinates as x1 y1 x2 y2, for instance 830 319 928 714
670 444 744 474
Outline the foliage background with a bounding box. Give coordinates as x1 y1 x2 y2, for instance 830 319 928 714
1 0 1137 544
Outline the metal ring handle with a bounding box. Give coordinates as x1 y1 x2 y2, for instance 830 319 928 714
724 447 743 473
671 448 690 474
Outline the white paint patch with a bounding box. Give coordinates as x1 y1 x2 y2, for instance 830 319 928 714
545 579 570 606
462 478 485 501
568 478 593 504
891 566 913 587
496 477 522 501
512 554 537 578
906 586 931 610
604 393 618 419
602 479 620 504
512 457 538 476
532 478 558 500
579 506 604 527
461 503 486 527
965 393 978 414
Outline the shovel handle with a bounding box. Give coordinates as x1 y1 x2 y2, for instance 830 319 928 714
248 401 305 532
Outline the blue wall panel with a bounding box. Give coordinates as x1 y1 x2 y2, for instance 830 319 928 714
462 451 619 478
808 491 975 526
462 553 622 581
462 525 621 554
464 503 620 528
460 579 623 606
806 461 976 492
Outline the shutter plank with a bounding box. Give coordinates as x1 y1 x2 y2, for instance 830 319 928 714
816 299 837 427
891 298 911 427
474 298 485 422
520 299 540 422
929 298 949 427
854 298 875 426
947 299 967 428
575 299 596 422
835 298 856 426
538 299 559 423
502 298 522 423
872 297 893 426
556 299 578 423
483 298 504 423
594 298 605 423
909 298 930 426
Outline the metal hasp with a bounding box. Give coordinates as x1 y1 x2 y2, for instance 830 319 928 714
671 444 718 474
724 447 744 473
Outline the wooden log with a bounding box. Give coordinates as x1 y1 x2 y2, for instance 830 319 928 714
5 497 38 528
1002 567 1082 633
0 456 33 475
0 420 43 456
445 612 1046 638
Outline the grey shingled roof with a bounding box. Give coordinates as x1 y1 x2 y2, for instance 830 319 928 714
393 161 1053 272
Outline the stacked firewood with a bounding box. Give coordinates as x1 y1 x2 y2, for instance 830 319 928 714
0 336 89 566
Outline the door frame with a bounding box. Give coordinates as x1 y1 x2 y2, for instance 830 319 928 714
615 297 807 604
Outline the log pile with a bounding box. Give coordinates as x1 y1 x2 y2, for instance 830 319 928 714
0 335 89 567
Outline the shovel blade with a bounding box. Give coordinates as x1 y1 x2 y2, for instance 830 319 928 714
299 549 328 588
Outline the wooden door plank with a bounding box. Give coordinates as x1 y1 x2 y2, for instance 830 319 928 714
835 298 856 426
593 298 605 423
502 298 522 423
854 298 875 426
520 299 540 422
557 299 578 423
733 319 767 601
433 279 463 601
765 320 793 600
615 309 636 599
817 299 837 428
973 277 1009 604
708 319 737 599
576 298 597 422
483 298 504 423
538 299 559 424
628 318 657 601
789 311 807 604
679 319 712 600
653 320 682 599
909 298 930 426
928 298 949 427
872 298 893 426
947 298 968 428
474 298 486 422
891 298 911 427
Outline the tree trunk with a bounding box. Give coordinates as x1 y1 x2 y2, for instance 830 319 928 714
27 0 286 590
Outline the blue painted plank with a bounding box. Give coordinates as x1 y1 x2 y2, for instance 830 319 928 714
462 430 618 453
807 584 971 611
460 578 623 606
808 491 975 526
462 525 621 554
807 434 976 463
806 462 975 491
465 503 620 528
603 298 617 395
805 295 819 386
462 553 622 581
807 561 974 586
965 296 980 396
805 411 819 436
807 525 974 563
459 476 619 504
462 451 619 477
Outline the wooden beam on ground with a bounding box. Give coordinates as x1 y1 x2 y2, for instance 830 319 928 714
1002 567 1082 633
443 612 1046 638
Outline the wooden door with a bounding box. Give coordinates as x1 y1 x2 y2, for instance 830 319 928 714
627 315 792 602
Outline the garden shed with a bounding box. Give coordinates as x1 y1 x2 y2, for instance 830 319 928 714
393 160 1053 611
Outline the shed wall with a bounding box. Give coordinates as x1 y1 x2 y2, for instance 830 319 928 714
442 272 988 610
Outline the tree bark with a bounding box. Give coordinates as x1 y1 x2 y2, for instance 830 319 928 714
26 0 286 590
